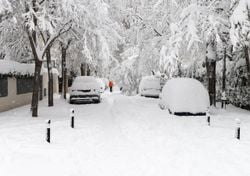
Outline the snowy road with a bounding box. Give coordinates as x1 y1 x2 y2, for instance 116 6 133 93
0 92 250 176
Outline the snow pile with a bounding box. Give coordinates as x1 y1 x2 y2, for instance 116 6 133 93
160 78 209 114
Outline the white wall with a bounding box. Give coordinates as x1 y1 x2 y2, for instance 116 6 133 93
0 78 32 112
0 72 59 112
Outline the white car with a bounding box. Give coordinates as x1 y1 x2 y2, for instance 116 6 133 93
69 76 101 104
139 76 161 98
95 78 106 93
101 78 109 90
159 78 209 116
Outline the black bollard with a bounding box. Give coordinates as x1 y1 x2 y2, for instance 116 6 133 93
70 109 74 128
46 120 51 143
235 119 241 140
206 110 210 126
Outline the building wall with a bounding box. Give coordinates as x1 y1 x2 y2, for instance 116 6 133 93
0 77 32 112
0 72 59 112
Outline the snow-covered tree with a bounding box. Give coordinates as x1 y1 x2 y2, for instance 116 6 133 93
230 0 250 86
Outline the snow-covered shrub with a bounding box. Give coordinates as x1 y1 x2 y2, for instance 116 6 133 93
159 78 210 115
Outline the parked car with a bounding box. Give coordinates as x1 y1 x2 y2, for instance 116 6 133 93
159 78 209 116
69 76 101 104
101 78 109 90
95 78 106 93
139 76 161 98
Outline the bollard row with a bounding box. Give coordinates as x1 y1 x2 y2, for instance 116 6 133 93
206 110 241 140
45 109 242 143
45 109 75 143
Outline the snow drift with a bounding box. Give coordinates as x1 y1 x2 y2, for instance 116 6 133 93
159 78 209 115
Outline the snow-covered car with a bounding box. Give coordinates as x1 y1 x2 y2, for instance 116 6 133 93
95 78 106 93
139 76 161 98
101 78 109 90
69 76 101 104
159 78 209 116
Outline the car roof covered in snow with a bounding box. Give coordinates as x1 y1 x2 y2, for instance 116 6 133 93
139 76 161 90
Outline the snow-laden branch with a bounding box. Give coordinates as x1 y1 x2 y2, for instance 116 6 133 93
37 20 73 60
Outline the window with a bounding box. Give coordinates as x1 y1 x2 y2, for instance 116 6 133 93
16 77 33 94
0 77 8 97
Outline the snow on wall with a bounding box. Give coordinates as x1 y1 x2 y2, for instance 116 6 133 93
0 60 44 76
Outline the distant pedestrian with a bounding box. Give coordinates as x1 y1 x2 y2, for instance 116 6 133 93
109 80 113 92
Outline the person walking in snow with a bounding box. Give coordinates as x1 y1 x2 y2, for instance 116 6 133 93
109 80 113 92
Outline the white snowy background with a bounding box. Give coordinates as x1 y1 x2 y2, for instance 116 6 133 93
1 0 250 175
0 91 250 176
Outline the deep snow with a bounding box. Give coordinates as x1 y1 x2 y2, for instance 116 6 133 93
0 92 250 176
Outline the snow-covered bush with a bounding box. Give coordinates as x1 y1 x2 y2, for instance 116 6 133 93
159 78 210 115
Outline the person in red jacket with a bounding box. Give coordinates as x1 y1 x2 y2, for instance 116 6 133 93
108 80 113 92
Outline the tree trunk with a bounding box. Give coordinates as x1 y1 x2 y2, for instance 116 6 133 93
61 47 67 99
243 45 250 86
87 64 91 76
31 60 42 117
80 63 90 76
64 69 68 99
206 58 216 106
80 63 85 76
222 48 226 91
46 46 54 106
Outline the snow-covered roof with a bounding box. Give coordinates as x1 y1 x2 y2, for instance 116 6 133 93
0 60 44 76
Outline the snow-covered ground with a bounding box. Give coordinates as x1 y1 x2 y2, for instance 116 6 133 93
0 91 250 176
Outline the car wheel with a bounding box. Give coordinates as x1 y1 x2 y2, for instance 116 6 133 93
94 98 101 104
69 99 74 104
